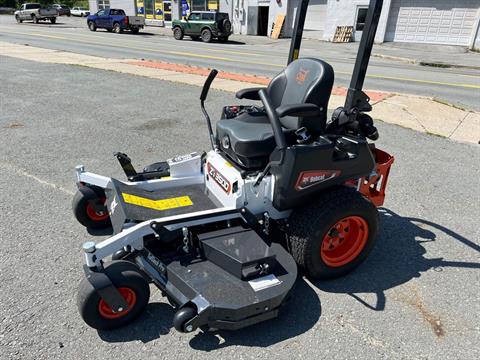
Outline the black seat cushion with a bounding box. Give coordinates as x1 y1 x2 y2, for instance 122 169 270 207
217 112 298 169
216 112 275 169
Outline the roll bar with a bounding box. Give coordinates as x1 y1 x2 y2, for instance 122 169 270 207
288 0 384 115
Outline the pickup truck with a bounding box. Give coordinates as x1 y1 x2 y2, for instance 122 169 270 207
14 3 58 24
87 8 144 34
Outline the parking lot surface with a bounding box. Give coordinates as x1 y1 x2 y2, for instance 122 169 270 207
0 56 479 360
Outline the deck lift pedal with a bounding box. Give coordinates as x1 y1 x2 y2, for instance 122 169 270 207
73 0 394 333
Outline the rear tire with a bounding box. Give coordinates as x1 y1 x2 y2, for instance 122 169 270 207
173 27 184 40
88 21 96 31
77 261 150 330
50 17 56 24
130 27 139 34
32 14 38 24
201 28 212 43
113 22 122 34
286 187 378 279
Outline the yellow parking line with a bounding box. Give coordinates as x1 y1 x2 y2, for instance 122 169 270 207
2 29 479 89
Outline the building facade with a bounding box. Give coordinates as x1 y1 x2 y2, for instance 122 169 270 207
88 0 480 48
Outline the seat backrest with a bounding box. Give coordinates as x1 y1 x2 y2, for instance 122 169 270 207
267 58 334 133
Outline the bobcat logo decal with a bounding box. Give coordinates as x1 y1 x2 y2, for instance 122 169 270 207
296 68 310 84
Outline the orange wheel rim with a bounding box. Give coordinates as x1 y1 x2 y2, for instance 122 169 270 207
98 287 136 319
86 197 109 221
320 216 369 267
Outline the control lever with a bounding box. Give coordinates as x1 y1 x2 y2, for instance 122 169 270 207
200 69 219 150
114 152 138 179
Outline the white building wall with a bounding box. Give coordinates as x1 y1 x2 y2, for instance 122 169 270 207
87 0 136 15
323 0 391 43
88 0 97 13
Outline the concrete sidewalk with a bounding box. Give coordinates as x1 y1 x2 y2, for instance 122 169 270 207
1 40 478 144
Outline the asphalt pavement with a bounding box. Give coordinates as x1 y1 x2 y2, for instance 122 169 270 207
0 15 479 111
0 56 479 359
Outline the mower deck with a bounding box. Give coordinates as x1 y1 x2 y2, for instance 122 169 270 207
136 226 297 330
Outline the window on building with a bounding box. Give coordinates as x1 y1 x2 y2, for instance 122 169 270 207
191 0 206 11
97 0 110 10
355 7 368 31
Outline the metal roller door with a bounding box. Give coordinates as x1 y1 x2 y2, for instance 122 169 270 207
304 0 328 36
385 0 479 45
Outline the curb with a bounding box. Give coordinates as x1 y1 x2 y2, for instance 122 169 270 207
372 53 480 70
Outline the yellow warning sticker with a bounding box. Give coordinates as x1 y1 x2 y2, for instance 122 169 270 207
122 193 193 211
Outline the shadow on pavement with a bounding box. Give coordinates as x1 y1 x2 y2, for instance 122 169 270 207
98 303 175 343
312 208 480 311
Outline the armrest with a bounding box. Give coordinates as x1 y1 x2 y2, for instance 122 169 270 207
235 87 265 100
276 103 321 118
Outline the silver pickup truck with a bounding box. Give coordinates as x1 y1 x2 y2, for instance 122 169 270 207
15 3 58 24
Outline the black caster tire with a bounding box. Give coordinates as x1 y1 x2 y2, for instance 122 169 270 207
77 261 150 330
286 187 378 279
88 21 96 31
173 27 184 40
173 306 197 333
201 28 212 43
72 186 111 230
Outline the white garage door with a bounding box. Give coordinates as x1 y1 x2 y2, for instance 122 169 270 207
386 0 479 45
304 0 328 32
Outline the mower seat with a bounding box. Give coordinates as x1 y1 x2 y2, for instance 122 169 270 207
216 58 334 169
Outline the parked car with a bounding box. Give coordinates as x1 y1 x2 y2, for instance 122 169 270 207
51 4 70 16
172 11 232 43
87 8 144 34
71 7 90 17
14 3 58 24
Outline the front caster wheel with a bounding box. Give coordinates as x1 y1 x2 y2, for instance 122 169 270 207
72 186 111 229
77 261 150 330
173 306 197 333
286 186 378 279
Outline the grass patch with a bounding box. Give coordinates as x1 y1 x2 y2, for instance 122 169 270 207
419 61 452 68
425 131 446 138
432 98 468 111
